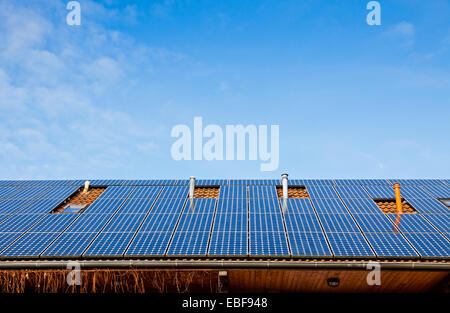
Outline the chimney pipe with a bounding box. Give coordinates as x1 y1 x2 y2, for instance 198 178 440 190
281 174 288 213
189 176 195 199
393 183 403 214
83 180 90 194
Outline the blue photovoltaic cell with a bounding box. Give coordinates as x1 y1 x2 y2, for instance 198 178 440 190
1 232 60 257
326 232 374 257
216 198 247 213
306 185 339 198
166 231 210 255
15 180 64 187
334 186 369 198
139 213 179 232
281 198 315 214
83 198 126 214
0 214 10 224
249 232 289 256
422 214 450 233
0 187 21 200
195 179 229 186
249 213 285 232
363 185 395 199
341 198 383 214
386 214 437 233
352 214 397 233
249 179 279 185
102 214 146 232
116 198 156 214
65 214 113 232
0 181 19 187
7 187 51 200
158 186 189 198
208 231 247 256
174 179 189 185
284 213 322 232
0 199 33 214
405 198 449 214
364 232 419 258
228 179 252 185
39 186 79 199
97 186 134 199
219 186 247 198
83 232 135 256
310 198 348 214
150 198 186 214
290 179 334 186
248 186 278 198
249 198 280 213
41 232 97 257
0 232 23 252
176 213 214 231
184 198 216 213
333 179 390 186
89 179 125 186
122 179 177 186
128 186 162 199
421 185 450 198
318 214 360 233
28 214 78 233
398 186 433 199
402 233 450 258
288 232 332 257
388 179 446 186
212 213 247 231
17 198 63 214
125 232 172 256
0 214 45 232
69 180 86 186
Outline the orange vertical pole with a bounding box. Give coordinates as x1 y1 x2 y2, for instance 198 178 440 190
393 183 403 232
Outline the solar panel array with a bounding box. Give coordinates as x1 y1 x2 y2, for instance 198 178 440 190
0 179 448 260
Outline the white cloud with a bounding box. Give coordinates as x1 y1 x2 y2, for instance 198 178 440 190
387 22 416 47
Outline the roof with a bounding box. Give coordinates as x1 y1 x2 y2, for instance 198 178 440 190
0 178 449 262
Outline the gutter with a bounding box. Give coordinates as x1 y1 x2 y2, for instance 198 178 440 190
0 260 449 271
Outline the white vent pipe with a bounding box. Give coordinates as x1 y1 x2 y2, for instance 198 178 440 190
281 174 288 199
83 180 90 194
189 176 195 199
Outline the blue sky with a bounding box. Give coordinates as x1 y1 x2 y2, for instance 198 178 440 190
0 0 449 180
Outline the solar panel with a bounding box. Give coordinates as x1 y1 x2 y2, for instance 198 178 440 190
208 231 247 256
184 198 216 213
388 179 447 186
28 214 78 232
83 232 135 257
386 214 438 233
398 186 433 199
278 199 314 214
116 198 156 214
219 186 247 198
325 232 374 257
306 185 339 198
317 214 360 232
122 180 171 186
334 186 369 198
7 187 51 200
310 198 348 214
287 232 332 257
1 232 60 257
166 231 210 256
176 213 214 231
0 199 34 214
333 179 390 186
39 186 79 199
364 232 419 258
0 214 45 232
69 180 87 186
97 186 134 199
18 198 63 214
248 186 278 198
284 213 322 232
195 179 229 186
212 213 247 231
139 213 180 232
341 198 383 214
216 198 247 213
89 179 125 186
249 213 285 232
83 198 126 214
0 187 21 200
150 198 186 214
158 186 189 198
352 213 397 233
402 233 450 258
127 186 162 198
421 185 450 198
421 214 450 233
405 198 449 214
249 231 290 256
125 232 172 256
101 214 146 232
64 214 113 232
290 179 334 186
41 232 97 257
363 185 395 199
0 232 23 252
0 181 19 187
249 198 281 213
